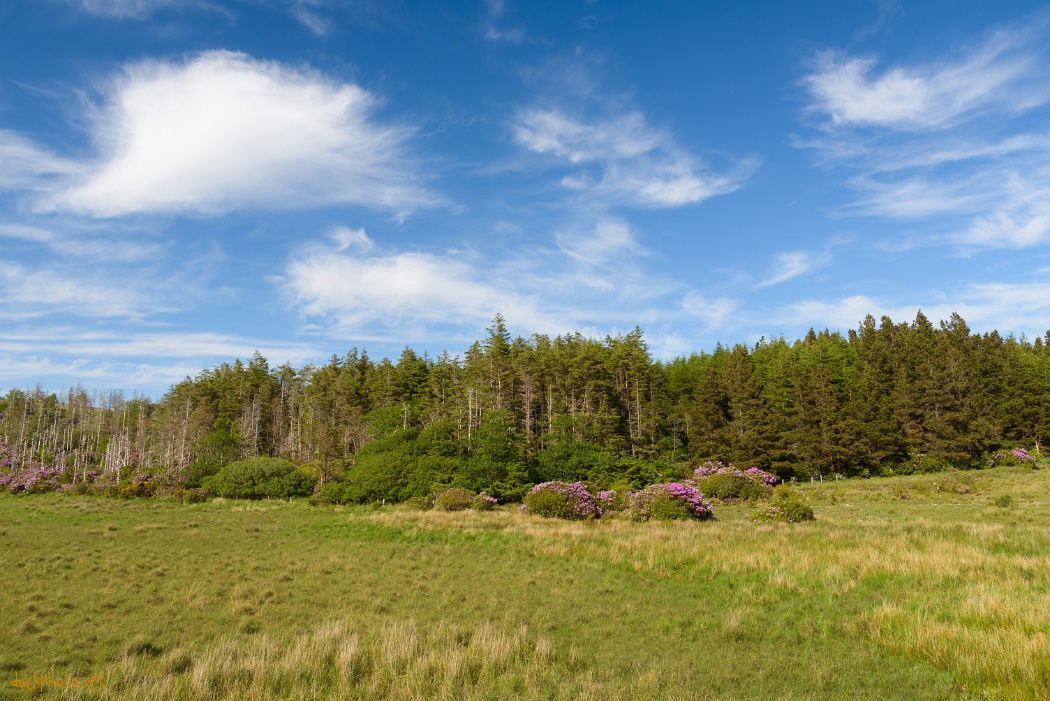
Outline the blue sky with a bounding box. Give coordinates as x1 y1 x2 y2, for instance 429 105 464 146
3 0 1050 397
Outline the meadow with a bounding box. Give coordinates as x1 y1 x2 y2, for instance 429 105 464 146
1 464 1048 700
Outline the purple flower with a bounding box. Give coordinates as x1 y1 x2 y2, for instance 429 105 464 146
522 481 602 519
694 460 776 486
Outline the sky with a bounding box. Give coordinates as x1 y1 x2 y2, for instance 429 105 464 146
3 0 1050 398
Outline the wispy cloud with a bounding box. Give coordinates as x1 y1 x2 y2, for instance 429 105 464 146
556 218 642 267
0 328 318 363
0 223 162 262
682 292 740 332
63 0 180 19
754 248 832 289
284 229 559 339
24 51 437 218
0 328 322 395
292 2 333 36
0 130 79 190
800 20 1050 251
0 261 170 319
781 281 1050 337
514 107 756 208
804 25 1046 131
483 0 526 43
283 225 694 343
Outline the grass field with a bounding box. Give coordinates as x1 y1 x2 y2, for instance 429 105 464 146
1 464 1048 700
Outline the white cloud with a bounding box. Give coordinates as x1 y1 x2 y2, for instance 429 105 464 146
0 130 78 190
0 223 162 261
800 22 1050 251
37 51 436 218
682 291 739 331
65 0 179 18
960 198 1050 248
0 329 322 395
0 328 318 363
483 0 525 43
292 1 332 36
804 27 1045 131
556 218 641 266
755 249 831 289
782 282 1050 338
286 234 563 337
514 107 755 208
283 226 696 342
0 261 160 318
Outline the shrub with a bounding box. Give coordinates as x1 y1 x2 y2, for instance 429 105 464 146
986 448 1038 469
692 461 774 501
596 489 624 513
312 482 351 505
405 495 434 510
521 481 600 520
694 461 777 486
627 483 713 521
119 481 155 499
180 487 210 504
471 491 498 511
748 486 815 523
202 458 315 500
896 453 954 475
0 465 65 494
434 487 474 512
991 494 1014 508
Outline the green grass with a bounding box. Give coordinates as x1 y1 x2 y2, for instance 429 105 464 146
1 464 1048 699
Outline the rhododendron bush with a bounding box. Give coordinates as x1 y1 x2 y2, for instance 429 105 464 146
521 481 602 520
692 460 776 501
627 483 713 521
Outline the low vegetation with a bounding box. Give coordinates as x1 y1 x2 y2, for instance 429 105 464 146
1 462 1047 699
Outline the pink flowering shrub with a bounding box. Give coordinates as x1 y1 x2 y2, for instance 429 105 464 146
692 460 775 501
0 465 65 494
987 448 1038 469
521 481 601 520
596 489 624 513
471 491 498 511
627 483 713 521
694 461 776 485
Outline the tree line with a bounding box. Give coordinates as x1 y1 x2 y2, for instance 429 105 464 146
2 311 1048 500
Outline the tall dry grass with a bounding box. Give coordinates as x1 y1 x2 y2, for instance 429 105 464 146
76 617 569 700
371 506 1050 700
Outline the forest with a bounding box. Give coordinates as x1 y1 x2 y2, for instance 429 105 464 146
2 311 1049 502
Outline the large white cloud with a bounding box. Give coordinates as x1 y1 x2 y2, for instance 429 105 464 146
39 51 436 217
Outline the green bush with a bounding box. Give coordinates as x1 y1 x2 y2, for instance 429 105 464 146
404 495 434 510
312 482 351 505
991 494 1014 508
693 473 770 501
748 486 815 523
202 457 314 500
434 487 474 511
521 489 576 519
